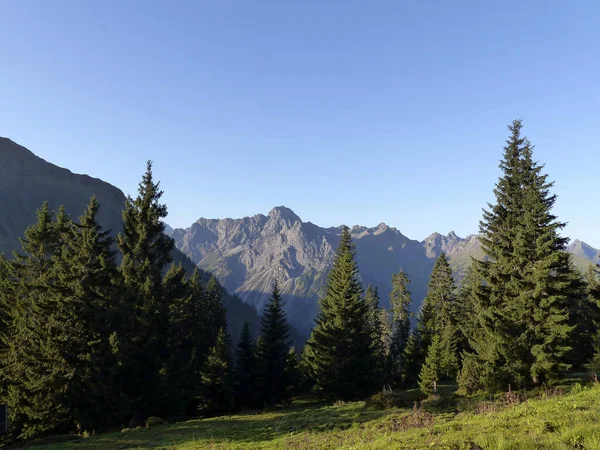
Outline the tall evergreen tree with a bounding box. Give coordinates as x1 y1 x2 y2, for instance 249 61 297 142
54 197 120 430
459 120 585 393
453 263 480 361
419 254 460 381
233 322 258 410
302 226 377 401
257 280 291 406
206 275 227 344
283 347 301 399
365 285 388 385
0 203 71 438
114 161 175 424
198 328 233 416
165 267 212 415
389 270 412 383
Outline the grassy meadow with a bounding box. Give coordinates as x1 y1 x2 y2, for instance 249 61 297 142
21 378 600 450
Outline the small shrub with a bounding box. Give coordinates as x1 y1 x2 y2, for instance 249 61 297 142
571 383 584 394
382 402 434 432
146 417 165 427
365 392 395 410
539 385 564 399
474 400 501 415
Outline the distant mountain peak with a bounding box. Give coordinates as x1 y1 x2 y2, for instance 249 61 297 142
268 205 300 223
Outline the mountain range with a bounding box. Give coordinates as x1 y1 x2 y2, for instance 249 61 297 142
1 136 597 337
170 209 599 333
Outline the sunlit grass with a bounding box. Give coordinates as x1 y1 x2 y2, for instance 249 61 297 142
24 381 600 449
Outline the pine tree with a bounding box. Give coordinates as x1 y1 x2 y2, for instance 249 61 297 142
115 161 175 424
284 347 301 399
206 275 227 344
256 280 291 406
418 335 443 395
0 203 71 439
162 263 193 415
389 270 412 383
459 120 584 393
453 263 480 360
424 254 456 331
164 267 212 415
198 328 233 416
302 226 377 401
54 197 120 430
565 265 600 368
584 265 600 372
365 285 388 385
233 322 258 410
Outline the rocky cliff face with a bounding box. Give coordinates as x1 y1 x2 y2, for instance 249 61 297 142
172 208 433 332
172 209 599 333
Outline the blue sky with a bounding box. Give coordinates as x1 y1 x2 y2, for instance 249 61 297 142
1 1 599 247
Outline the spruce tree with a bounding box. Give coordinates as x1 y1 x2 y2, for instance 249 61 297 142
302 226 377 401
233 322 258 410
284 347 301 399
162 263 194 415
257 280 291 406
206 275 227 343
164 267 212 415
0 203 71 439
198 328 233 416
389 270 412 383
584 265 600 372
565 265 600 368
54 197 120 430
459 120 584 393
453 263 480 360
365 285 388 385
418 334 443 395
115 161 175 424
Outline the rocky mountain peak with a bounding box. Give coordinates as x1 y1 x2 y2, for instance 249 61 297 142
268 206 301 223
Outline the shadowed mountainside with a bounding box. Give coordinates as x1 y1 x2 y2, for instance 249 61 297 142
0 137 281 344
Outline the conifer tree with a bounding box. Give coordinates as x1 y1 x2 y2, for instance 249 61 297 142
206 275 227 343
418 334 443 395
54 197 120 430
0 203 71 438
233 322 258 410
284 347 301 399
365 285 388 385
453 263 480 359
389 270 412 383
198 327 233 416
302 226 377 401
115 161 175 424
459 120 585 393
565 265 600 368
584 265 600 372
256 280 291 406
162 263 195 415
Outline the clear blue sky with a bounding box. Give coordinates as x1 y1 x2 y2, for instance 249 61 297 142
1 1 599 247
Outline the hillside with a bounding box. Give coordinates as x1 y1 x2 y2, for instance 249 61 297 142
27 380 600 450
0 137 266 343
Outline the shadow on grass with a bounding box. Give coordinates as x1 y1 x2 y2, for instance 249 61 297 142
21 400 395 449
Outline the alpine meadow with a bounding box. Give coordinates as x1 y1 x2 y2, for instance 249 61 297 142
0 120 599 449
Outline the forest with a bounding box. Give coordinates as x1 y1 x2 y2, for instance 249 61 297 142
0 120 599 447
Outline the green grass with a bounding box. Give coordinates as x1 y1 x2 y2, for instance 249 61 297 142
22 382 600 450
